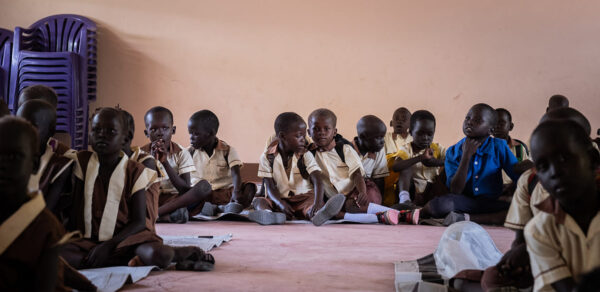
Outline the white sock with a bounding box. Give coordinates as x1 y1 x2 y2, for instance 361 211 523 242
398 190 411 203
343 213 379 224
366 203 392 214
464 213 470 221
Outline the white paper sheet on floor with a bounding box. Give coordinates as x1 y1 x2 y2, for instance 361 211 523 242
79 266 158 292
161 233 233 252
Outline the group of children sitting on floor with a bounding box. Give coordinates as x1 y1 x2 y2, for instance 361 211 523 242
0 84 598 291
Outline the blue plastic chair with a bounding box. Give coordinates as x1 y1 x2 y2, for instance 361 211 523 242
0 28 12 104
9 14 97 149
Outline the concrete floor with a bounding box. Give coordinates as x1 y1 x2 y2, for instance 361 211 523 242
123 221 514 291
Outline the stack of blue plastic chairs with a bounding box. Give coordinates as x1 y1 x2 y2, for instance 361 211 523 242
0 28 12 104
8 14 96 150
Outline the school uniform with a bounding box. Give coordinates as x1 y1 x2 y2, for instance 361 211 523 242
312 140 380 213
502 137 530 185
189 139 253 206
0 192 75 291
383 142 446 206
257 139 322 219
525 195 600 291
383 132 412 155
141 141 196 206
67 151 160 267
129 146 161 233
27 137 76 197
504 169 550 230
426 137 518 216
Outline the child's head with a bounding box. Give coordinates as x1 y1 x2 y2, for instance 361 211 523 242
531 120 599 206
0 99 9 117
188 110 219 150
144 106 175 144
463 103 497 139
90 108 127 156
17 85 58 109
492 108 513 140
119 109 135 150
308 108 337 148
16 100 56 154
390 107 411 135
274 112 307 153
0 116 40 198
546 94 569 112
541 107 591 136
409 110 436 150
356 115 386 153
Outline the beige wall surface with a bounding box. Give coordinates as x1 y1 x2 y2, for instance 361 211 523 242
1 0 599 162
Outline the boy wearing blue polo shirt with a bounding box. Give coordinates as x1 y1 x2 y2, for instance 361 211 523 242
398 103 519 225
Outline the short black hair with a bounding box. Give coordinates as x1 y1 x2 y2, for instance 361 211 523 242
472 103 498 126
357 115 386 134
144 106 174 126
393 107 410 118
19 85 58 108
189 110 220 133
274 112 305 134
548 94 569 108
308 108 337 127
17 99 57 131
120 109 135 134
93 107 127 133
409 110 436 131
532 120 597 165
0 116 39 156
495 108 512 123
541 107 591 136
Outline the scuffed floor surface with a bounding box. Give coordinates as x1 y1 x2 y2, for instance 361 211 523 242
123 221 513 291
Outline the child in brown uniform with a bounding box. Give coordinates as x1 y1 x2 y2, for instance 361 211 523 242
252 112 345 226
384 107 412 155
141 106 212 223
0 116 88 291
493 108 530 186
62 108 214 270
120 109 161 233
525 120 600 291
187 110 256 215
17 100 75 213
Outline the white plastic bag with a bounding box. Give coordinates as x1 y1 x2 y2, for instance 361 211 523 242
433 221 502 278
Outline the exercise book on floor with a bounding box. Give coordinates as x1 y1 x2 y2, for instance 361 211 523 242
79 266 158 292
193 211 356 224
161 233 233 252
394 222 502 292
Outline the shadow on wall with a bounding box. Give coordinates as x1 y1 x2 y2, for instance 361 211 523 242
90 20 164 146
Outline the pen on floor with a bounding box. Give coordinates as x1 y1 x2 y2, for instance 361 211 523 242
198 235 214 238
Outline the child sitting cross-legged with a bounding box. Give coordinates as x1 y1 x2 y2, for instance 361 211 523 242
187 110 257 215
384 110 446 208
61 108 215 271
250 112 345 226
141 106 212 223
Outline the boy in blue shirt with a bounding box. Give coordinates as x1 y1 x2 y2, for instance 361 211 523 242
400 103 519 225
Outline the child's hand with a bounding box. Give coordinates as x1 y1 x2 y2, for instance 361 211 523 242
84 242 115 268
462 138 482 158
308 199 325 218
496 244 530 277
151 139 167 163
420 148 435 166
275 199 294 219
356 192 369 207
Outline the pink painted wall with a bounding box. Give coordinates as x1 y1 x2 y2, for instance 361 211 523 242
2 0 599 162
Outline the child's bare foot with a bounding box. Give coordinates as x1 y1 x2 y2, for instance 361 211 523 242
173 246 215 272
128 255 145 267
